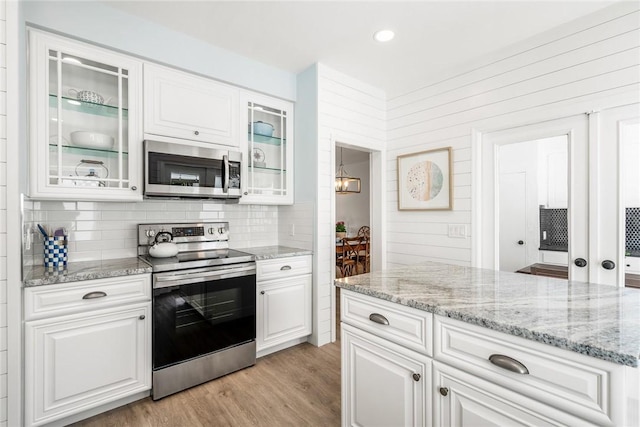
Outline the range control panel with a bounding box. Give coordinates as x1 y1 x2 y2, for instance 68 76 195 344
138 222 230 245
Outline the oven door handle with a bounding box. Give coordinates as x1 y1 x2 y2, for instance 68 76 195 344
154 264 256 289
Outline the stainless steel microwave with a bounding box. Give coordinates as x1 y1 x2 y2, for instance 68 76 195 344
144 140 242 199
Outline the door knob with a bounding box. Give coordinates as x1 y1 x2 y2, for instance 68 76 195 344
602 260 616 270
574 258 587 267
517 240 524 245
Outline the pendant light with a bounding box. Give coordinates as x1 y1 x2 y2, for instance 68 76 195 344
335 147 361 194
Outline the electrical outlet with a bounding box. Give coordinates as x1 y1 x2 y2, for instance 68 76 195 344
448 224 468 239
289 224 295 236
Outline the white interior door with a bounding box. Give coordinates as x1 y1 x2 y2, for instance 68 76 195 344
481 115 589 283
591 104 640 286
499 172 527 272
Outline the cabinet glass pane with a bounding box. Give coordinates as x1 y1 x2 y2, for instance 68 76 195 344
247 102 287 196
47 50 130 189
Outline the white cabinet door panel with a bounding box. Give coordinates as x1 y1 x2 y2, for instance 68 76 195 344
144 63 239 146
342 323 431 427
25 303 151 426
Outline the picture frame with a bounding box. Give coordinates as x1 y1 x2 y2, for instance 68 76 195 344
397 147 452 210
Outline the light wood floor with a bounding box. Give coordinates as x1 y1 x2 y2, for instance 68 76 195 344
72 340 341 427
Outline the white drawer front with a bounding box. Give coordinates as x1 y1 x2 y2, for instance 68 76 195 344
256 255 312 281
625 257 640 273
434 316 623 426
341 290 432 356
24 274 152 320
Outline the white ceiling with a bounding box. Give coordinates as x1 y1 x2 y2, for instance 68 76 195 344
107 0 619 98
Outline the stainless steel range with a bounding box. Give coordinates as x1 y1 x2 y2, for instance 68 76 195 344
138 221 256 400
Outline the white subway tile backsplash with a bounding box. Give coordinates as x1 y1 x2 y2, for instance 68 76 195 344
75 239 125 252
0 351 5 375
100 210 147 221
185 211 220 220
47 210 101 221
0 281 5 304
35 201 77 211
72 231 102 241
145 210 187 221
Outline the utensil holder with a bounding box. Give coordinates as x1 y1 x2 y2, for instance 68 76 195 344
43 236 68 269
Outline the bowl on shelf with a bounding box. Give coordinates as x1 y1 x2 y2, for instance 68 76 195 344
69 131 114 150
251 121 274 137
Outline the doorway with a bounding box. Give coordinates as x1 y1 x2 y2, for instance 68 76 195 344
477 104 640 287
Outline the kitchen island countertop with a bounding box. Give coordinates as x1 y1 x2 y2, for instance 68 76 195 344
335 261 640 367
241 245 312 260
23 257 152 287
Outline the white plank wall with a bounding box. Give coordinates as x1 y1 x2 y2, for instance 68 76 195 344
385 3 640 268
0 1 6 424
315 64 385 345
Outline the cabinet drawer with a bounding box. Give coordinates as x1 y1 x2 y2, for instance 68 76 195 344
341 290 432 356
625 257 640 274
434 316 623 426
24 274 151 320
256 255 312 281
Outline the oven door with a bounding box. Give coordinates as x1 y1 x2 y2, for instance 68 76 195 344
144 139 242 198
152 263 256 371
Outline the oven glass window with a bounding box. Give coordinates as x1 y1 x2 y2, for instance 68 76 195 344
153 275 256 370
148 152 224 188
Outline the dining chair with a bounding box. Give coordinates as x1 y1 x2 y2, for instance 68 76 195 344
356 237 370 274
337 238 359 277
356 226 370 239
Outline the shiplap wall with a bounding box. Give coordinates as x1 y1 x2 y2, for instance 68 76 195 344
316 64 385 344
0 1 6 424
23 200 279 267
386 3 640 268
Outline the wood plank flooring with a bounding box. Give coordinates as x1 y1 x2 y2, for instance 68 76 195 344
71 340 341 427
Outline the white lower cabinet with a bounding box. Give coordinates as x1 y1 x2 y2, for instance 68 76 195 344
433 361 597 427
340 289 639 427
24 275 152 426
342 323 431 427
256 255 312 356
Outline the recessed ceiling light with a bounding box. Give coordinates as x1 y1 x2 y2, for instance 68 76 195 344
373 29 395 43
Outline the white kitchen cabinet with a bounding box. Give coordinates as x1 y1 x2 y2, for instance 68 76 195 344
342 323 431 427
240 91 294 205
625 256 640 274
433 361 598 427
144 63 239 147
256 255 311 356
340 289 639 427
24 275 152 426
28 29 143 201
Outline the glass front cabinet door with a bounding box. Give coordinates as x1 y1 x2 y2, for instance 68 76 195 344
241 92 294 205
28 29 143 201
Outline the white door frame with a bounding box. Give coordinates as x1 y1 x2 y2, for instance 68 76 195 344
330 137 385 342
474 115 590 282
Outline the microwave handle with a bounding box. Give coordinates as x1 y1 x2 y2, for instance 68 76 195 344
223 154 229 193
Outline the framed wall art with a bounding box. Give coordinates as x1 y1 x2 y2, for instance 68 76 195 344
397 147 452 210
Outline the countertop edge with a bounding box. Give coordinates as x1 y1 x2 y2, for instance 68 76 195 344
336 282 639 368
241 245 313 260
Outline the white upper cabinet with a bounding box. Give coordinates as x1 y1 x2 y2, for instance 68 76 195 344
240 91 294 205
28 29 144 201
143 63 239 147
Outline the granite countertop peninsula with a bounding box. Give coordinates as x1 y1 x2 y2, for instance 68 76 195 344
23 257 152 287
335 261 640 367
241 245 312 260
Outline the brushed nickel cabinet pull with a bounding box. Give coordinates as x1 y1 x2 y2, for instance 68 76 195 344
82 291 107 300
139 315 146 320
368 313 389 325
280 265 292 271
489 354 529 374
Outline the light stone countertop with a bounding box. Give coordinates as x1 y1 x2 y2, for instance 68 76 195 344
335 261 640 367
241 246 312 260
23 257 152 287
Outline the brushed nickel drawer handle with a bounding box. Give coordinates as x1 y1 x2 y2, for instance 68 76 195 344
489 354 529 374
368 313 389 325
280 265 292 271
82 291 107 300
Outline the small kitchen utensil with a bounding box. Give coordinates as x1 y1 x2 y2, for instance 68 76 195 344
53 228 66 237
251 121 274 137
70 131 115 149
75 159 109 187
37 224 49 239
